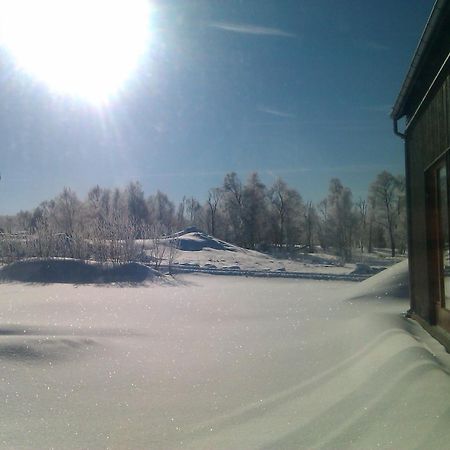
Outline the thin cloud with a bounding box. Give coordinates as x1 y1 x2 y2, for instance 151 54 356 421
143 169 229 178
364 41 389 51
258 106 296 119
143 166 312 180
319 164 403 174
209 21 296 38
292 119 385 132
355 39 389 51
360 104 392 114
265 167 312 178
263 164 403 177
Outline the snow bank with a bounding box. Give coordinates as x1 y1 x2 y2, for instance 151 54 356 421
347 259 409 300
0 258 161 283
167 228 238 252
166 229 403 279
168 229 362 275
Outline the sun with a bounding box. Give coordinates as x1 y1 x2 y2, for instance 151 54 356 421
0 0 151 104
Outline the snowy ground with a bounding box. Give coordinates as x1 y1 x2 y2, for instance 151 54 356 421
172 246 355 274
1 262 449 449
159 229 403 275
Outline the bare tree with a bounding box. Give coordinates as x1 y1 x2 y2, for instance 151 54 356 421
242 173 268 249
319 179 355 262
149 224 167 270
223 172 244 244
176 197 187 230
54 188 80 237
369 171 405 257
206 188 222 236
126 181 148 231
304 201 317 252
16 210 33 233
355 198 368 254
185 196 203 228
147 191 175 230
167 236 180 274
317 198 331 251
269 178 304 248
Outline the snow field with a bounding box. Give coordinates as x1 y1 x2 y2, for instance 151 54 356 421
0 262 448 448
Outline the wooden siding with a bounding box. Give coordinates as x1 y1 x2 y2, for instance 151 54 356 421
406 74 450 324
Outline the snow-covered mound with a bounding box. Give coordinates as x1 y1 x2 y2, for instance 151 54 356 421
0 259 161 284
168 228 238 252
348 259 409 300
165 229 363 275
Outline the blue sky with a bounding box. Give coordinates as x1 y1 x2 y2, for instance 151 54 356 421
0 0 435 214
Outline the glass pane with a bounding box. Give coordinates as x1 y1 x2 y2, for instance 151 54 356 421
438 165 450 308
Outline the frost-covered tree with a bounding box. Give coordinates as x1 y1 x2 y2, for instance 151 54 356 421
269 178 304 247
53 188 82 239
320 179 355 262
126 181 148 229
87 185 112 225
369 171 406 257
317 198 331 251
85 186 113 261
242 172 268 248
176 197 187 230
147 190 175 230
222 172 244 244
304 201 318 252
185 196 203 229
16 210 33 233
355 198 368 254
206 188 222 236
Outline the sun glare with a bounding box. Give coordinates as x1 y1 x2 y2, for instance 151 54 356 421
0 0 151 104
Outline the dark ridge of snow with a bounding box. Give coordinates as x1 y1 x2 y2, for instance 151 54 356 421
0 259 161 284
166 229 239 252
158 264 369 281
0 337 97 363
351 263 386 275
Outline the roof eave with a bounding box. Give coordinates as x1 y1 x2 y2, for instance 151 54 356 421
391 0 447 120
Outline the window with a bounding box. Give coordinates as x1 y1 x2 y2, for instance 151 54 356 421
437 163 450 307
427 154 450 328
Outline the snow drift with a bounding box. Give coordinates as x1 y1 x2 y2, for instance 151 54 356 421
167 228 372 276
0 258 161 283
1 260 450 449
348 259 409 300
167 227 239 252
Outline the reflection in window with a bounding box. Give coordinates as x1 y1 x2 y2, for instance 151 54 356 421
438 165 450 308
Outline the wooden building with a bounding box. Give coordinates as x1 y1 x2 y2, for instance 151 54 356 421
392 0 450 342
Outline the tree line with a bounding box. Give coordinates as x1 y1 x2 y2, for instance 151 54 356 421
0 170 406 264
